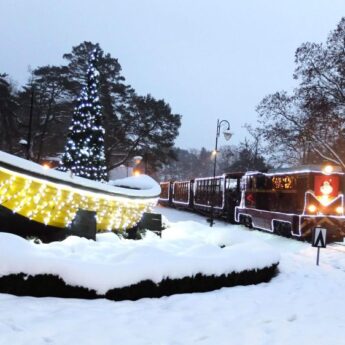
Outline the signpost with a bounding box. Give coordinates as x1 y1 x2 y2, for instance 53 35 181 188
312 227 327 266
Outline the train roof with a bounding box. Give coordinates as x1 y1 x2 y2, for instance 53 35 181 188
245 164 344 176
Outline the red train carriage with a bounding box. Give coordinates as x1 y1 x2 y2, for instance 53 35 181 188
235 165 345 241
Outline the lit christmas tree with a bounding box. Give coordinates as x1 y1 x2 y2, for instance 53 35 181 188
59 49 108 182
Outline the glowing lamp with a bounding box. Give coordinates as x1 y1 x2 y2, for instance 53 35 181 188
133 170 141 176
42 164 50 170
308 204 317 213
133 156 143 165
319 195 330 206
323 165 333 175
336 206 344 214
212 150 218 156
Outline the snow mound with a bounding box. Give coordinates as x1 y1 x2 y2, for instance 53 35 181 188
109 175 161 195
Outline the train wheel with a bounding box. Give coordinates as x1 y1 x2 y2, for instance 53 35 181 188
240 215 252 229
246 217 253 229
273 221 292 238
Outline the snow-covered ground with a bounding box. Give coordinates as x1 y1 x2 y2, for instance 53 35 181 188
1 206 345 344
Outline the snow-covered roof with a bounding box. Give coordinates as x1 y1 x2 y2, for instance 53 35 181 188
245 164 344 176
0 150 160 198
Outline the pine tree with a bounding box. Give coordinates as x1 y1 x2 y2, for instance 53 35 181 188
59 49 107 181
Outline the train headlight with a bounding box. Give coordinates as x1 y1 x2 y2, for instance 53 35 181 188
319 195 330 206
336 206 343 214
323 165 333 174
308 204 317 213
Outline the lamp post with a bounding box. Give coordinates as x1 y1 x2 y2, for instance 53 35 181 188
208 119 232 227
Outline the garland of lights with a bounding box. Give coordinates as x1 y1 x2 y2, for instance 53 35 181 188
59 48 107 182
0 166 157 231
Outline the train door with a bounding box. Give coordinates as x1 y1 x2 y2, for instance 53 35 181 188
225 175 242 222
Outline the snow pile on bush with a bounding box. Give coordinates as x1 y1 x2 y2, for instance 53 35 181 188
0 221 279 296
109 174 161 196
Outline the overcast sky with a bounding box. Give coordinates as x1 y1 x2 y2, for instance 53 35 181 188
1 0 344 150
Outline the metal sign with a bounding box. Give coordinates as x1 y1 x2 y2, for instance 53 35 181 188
312 227 327 248
312 227 327 266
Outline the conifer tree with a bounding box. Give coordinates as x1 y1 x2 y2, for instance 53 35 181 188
59 49 107 181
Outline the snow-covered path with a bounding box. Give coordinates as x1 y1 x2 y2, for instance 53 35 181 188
1 206 345 345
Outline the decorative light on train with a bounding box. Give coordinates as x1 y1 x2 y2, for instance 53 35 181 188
320 181 333 195
322 165 333 175
336 206 344 215
308 204 317 213
319 195 330 206
317 180 333 206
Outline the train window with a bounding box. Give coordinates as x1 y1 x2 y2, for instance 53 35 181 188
272 175 296 190
247 177 253 189
240 178 246 191
226 178 238 191
256 175 266 189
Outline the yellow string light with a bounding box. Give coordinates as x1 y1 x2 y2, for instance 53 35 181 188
0 166 157 231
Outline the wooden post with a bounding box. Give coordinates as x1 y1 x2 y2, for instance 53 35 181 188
69 209 97 240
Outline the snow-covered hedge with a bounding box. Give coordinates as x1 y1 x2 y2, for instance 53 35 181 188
0 223 279 300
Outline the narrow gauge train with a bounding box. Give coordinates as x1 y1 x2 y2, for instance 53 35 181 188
159 172 244 222
159 164 345 242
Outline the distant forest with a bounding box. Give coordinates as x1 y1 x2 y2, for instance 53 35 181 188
0 41 181 177
1 17 345 180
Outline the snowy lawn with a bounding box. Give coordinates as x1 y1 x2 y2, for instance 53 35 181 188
0 206 345 344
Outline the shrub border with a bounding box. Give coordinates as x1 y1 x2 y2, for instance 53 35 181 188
0 263 278 301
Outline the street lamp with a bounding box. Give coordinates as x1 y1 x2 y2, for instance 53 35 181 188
208 119 232 227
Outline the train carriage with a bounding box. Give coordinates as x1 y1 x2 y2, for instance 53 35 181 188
159 173 243 222
158 181 172 206
235 165 345 241
193 173 243 221
172 180 193 207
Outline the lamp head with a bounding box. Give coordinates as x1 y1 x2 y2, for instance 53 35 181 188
133 156 143 165
223 129 232 141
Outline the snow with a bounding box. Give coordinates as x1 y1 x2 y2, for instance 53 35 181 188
0 150 160 198
109 174 161 196
1 207 345 344
0 220 278 294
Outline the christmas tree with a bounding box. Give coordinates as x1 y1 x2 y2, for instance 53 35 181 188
59 49 108 182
